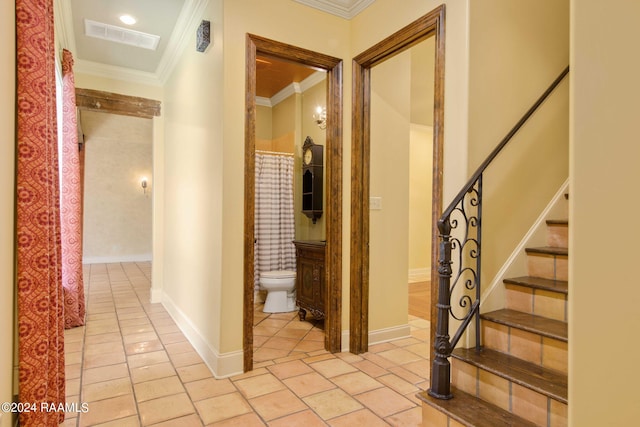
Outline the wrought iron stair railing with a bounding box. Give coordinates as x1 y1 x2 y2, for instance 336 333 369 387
428 66 570 400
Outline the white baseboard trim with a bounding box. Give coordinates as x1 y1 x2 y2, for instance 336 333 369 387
83 253 152 264
159 292 244 379
480 178 569 309
369 324 412 345
150 287 163 304
341 323 412 352
408 268 430 283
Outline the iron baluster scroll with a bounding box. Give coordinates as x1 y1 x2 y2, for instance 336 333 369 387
429 176 483 400
428 65 570 400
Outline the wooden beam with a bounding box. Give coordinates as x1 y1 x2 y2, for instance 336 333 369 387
75 88 161 119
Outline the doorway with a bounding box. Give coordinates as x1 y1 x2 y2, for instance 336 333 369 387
350 5 445 357
244 34 343 371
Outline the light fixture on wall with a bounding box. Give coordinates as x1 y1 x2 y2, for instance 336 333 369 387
141 177 148 194
196 20 211 52
313 106 327 130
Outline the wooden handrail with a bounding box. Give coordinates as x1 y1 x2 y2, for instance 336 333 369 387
428 65 570 400
441 66 570 221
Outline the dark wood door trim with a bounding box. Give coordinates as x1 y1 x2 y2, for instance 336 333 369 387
350 5 446 358
244 34 343 371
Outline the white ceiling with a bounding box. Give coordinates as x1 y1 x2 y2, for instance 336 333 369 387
56 0 375 86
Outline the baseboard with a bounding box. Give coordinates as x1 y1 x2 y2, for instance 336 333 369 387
82 253 152 264
341 323 412 352
408 268 430 283
159 292 244 379
369 324 411 345
149 287 163 304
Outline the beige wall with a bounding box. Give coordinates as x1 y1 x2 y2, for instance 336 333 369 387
298 80 327 241
219 0 351 359
82 112 153 262
161 0 226 369
468 0 570 297
255 104 272 143
73 72 166 300
0 2 15 426
408 125 433 273
354 1 470 334
256 79 328 243
369 49 412 330
351 0 471 206
570 0 640 424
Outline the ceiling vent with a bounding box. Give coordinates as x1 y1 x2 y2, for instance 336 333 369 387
84 19 160 51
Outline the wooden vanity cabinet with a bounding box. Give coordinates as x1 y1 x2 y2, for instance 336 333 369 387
293 240 326 321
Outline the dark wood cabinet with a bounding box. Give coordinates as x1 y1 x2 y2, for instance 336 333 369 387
293 240 326 321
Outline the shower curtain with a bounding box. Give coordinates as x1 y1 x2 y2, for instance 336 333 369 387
254 153 296 291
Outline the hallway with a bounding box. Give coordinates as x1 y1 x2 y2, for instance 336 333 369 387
63 262 430 426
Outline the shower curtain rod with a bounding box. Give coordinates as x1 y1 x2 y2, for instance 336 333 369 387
255 150 295 157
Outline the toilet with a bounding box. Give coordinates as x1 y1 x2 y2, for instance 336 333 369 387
260 270 297 313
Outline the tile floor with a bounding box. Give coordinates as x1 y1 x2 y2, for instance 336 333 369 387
62 262 431 426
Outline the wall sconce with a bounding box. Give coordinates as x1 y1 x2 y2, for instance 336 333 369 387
313 106 327 130
141 177 148 194
196 20 211 52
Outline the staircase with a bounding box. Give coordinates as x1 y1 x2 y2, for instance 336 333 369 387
419 219 569 426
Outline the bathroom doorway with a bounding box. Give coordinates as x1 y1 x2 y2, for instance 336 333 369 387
252 56 328 363
244 34 343 371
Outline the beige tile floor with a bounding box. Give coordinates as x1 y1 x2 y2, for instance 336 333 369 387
62 262 431 426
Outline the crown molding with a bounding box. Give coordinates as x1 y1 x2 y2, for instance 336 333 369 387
156 0 210 84
293 0 376 19
60 0 209 86
258 71 326 108
256 97 272 107
74 59 163 86
55 0 77 54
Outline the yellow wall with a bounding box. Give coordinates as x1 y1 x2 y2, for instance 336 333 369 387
255 104 272 143
351 0 471 206
408 125 433 272
352 0 470 334
0 2 15 426
468 0 570 298
216 0 350 358
298 80 327 241
570 0 640 424
369 49 412 330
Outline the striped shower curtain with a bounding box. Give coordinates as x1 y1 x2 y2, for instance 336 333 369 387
254 153 296 290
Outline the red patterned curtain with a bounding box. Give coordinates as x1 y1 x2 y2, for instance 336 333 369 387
16 0 66 425
61 49 86 328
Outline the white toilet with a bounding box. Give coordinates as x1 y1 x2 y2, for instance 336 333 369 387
260 270 297 313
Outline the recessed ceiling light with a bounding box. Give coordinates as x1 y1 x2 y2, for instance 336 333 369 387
119 14 136 25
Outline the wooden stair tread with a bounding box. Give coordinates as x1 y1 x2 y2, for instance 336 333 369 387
546 219 568 226
452 347 568 403
504 276 568 294
418 386 538 427
481 309 568 342
525 246 568 256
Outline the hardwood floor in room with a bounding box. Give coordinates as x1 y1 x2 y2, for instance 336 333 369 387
408 281 430 321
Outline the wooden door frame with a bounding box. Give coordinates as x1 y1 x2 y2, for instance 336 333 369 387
244 34 343 371
350 5 445 356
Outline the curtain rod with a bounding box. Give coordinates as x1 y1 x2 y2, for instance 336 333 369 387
255 150 295 157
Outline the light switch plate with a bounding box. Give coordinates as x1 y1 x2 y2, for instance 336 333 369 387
370 197 382 210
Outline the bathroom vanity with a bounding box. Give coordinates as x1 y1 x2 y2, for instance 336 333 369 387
293 240 326 321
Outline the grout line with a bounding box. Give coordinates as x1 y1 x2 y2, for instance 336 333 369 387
75 262 432 426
